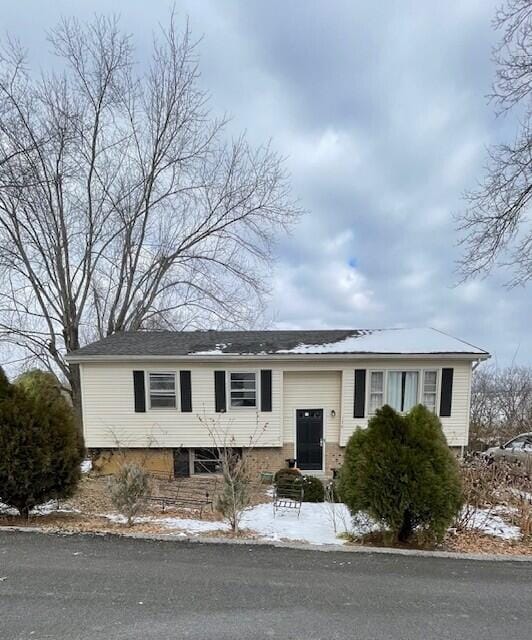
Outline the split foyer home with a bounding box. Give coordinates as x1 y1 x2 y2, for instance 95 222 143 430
67 327 490 477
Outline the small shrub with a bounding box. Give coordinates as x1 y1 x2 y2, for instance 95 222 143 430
274 467 302 498
108 463 151 526
338 404 463 544
301 475 324 502
273 467 301 484
215 448 255 533
0 367 84 518
325 479 342 503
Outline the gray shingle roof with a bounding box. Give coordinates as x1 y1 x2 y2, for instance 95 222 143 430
67 328 489 359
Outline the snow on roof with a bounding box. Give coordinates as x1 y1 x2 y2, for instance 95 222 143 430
68 327 489 360
276 327 487 355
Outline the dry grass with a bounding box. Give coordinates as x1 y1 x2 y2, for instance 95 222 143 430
0 473 271 534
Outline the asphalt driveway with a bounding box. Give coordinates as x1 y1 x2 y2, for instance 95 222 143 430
0 530 530 640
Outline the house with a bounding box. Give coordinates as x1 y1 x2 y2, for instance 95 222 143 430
67 327 490 477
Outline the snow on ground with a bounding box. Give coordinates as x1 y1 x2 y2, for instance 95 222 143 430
466 508 521 541
1 497 523 545
103 513 229 535
80 459 92 474
240 502 353 545
103 501 354 545
0 501 79 517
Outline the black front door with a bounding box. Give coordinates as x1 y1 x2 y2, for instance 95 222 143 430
296 409 323 471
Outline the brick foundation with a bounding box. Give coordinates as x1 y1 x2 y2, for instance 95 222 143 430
89 442 346 479
243 444 296 476
325 442 345 475
89 448 173 477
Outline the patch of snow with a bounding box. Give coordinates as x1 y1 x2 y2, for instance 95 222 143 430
103 512 230 534
240 502 354 545
466 508 521 540
0 500 78 517
277 328 486 355
81 459 92 474
189 343 228 355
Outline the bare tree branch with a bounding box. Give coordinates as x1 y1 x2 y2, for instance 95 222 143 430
0 13 302 421
456 0 532 286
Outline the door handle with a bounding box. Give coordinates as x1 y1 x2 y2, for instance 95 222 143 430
320 438 324 447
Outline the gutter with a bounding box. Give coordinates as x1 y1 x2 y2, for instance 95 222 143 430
67 352 491 364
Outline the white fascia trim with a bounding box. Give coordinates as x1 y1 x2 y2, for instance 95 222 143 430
67 352 491 364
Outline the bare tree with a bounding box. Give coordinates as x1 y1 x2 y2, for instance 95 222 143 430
457 0 532 286
469 364 532 449
198 412 267 534
0 15 300 421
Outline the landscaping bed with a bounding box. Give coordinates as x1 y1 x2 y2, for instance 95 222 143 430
1 472 530 555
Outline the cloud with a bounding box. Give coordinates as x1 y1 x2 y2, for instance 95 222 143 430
1 0 530 365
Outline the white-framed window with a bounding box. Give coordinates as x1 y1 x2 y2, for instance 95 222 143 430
229 371 257 408
148 372 177 409
368 369 439 415
369 371 384 414
386 370 419 412
422 370 438 413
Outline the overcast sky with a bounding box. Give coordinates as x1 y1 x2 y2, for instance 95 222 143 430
3 0 530 365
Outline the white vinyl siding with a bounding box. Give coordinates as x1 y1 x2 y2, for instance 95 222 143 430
79 357 473 450
80 362 282 448
282 370 341 444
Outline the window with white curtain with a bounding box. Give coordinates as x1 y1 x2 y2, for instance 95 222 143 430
423 370 438 413
386 371 419 412
368 369 439 414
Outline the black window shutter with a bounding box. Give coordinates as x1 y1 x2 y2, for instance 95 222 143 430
214 370 226 412
180 370 192 412
439 368 454 417
133 370 146 413
354 369 366 418
260 369 272 412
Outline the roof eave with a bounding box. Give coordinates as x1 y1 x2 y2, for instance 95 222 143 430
67 351 491 363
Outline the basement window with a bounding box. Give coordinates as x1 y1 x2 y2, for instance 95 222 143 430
192 448 242 474
148 372 176 409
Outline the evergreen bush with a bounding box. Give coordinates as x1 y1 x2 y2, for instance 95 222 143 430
274 467 302 497
338 404 463 544
274 467 301 484
301 475 325 502
0 367 84 517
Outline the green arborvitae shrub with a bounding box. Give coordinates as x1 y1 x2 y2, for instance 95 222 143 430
274 467 302 497
338 404 463 544
0 367 84 518
301 475 325 502
108 463 151 526
274 467 302 484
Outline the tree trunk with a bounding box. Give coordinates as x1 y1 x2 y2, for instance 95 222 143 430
19 505 31 520
398 510 413 543
68 363 84 437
